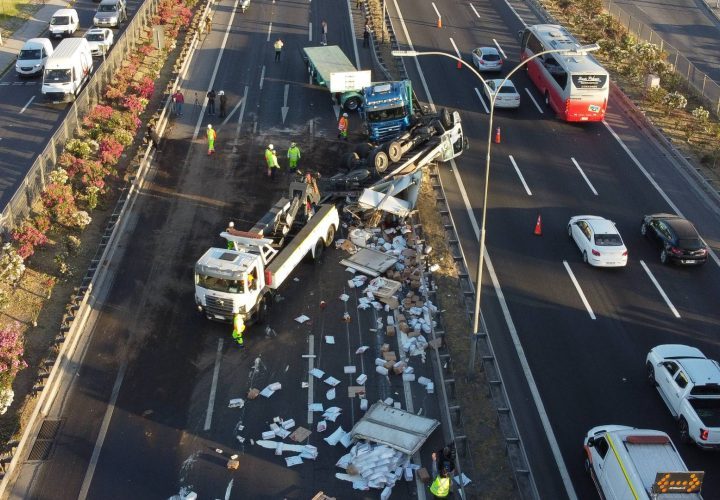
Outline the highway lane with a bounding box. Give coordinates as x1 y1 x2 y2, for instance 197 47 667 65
391 0 720 497
12 0 450 498
612 0 720 83
0 0 142 207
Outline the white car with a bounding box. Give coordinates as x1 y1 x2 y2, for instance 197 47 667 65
84 28 114 57
483 79 520 109
568 215 628 267
471 47 503 72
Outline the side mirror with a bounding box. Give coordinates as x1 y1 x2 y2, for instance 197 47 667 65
587 437 595 447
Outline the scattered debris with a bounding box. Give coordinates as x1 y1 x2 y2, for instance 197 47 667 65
309 368 325 379
290 426 312 442
227 458 240 470
295 315 311 324
228 398 245 409
324 376 340 387
325 336 335 344
260 382 282 398
247 388 260 400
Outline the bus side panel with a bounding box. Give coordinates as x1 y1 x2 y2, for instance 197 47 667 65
524 53 563 118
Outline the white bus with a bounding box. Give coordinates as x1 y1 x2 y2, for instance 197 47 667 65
520 24 609 122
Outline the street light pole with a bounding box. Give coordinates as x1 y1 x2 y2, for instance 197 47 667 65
392 44 599 376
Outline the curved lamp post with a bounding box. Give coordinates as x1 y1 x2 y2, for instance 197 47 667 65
392 43 600 373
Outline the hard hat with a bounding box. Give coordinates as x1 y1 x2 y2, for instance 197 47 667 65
268 144 274 150
218 90 225 96
291 142 296 147
228 221 235 228
207 123 212 129
343 112 348 117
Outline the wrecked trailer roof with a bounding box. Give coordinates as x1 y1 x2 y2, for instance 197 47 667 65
349 402 439 455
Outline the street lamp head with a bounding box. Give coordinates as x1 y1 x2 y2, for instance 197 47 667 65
565 43 601 56
391 50 418 57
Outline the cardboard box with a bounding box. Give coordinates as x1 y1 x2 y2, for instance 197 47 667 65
382 351 397 362
381 343 390 353
397 314 406 323
393 361 406 374
383 361 394 370
417 467 431 483
399 322 410 333
386 325 396 337
247 388 260 400
227 459 240 470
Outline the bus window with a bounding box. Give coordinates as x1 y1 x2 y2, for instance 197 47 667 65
526 33 543 54
520 30 531 51
544 56 567 89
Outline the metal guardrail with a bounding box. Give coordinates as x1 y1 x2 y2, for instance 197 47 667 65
0 0 162 234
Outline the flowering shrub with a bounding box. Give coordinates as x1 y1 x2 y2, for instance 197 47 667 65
69 210 92 230
133 76 155 99
76 159 109 191
98 137 124 166
0 244 25 287
33 214 51 233
112 128 134 146
11 221 49 259
83 185 101 210
42 183 77 224
139 44 154 57
83 104 114 129
122 94 145 114
65 138 95 159
0 323 28 390
48 167 69 185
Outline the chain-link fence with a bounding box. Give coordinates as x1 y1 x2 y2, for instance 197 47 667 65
601 0 720 114
0 0 160 234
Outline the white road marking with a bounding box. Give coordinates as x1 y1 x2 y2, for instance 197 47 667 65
604 121 720 269
570 157 598 195
204 337 224 431
563 261 596 320
308 22 312 41
509 155 532 195
230 86 248 153
192 0 242 140
259 65 266 90
222 92 246 127
473 87 489 114
20 96 35 113
266 22 272 42
502 0 527 27
524 88 543 113
469 3 480 18
493 38 506 59
640 260 681 318
431 2 442 23
224 479 233 500
449 37 462 60
307 334 315 424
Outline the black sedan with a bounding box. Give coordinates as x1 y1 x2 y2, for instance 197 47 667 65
640 213 708 265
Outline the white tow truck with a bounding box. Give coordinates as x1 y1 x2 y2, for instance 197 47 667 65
194 178 339 327
584 425 704 499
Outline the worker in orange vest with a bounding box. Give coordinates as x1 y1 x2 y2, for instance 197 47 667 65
337 112 349 140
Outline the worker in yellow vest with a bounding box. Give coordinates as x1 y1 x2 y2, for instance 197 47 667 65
287 142 301 170
265 144 280 180
232 313 245 346
207 124 217 155
429 466 451 498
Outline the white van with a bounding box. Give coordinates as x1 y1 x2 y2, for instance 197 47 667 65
16 38 54 77
584 425 704 499
49 8 80 38
42 38 93 102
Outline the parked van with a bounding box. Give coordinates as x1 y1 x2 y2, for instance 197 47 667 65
93 0 127 28
16 38 53 77
41 38 93 102
49 9 79 38
584 425 704 499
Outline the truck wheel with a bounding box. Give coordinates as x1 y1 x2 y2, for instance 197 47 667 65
313 239 324 262
678 418 690 444
325 226 336 247
386 141 403 163
354 142 373 159
440 108 453 129
256 297 268 324
370 149 389 174
646 363 656 387
343 97 362 112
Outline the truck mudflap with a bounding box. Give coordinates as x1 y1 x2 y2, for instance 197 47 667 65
349 402 439 455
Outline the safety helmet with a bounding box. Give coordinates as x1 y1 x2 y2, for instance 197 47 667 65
218 90 225 96
268 144 274 150
207 124 212 129
343 113 348 117
291 142 297 147
228 221 235 228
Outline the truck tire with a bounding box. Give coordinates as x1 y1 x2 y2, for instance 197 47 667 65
343 96 362 112
369 148 389 174
256 297 268 324
440 108 453 129
325 226 336 247
313 239 324 262
678 418 690 444
354 142 373 159
646 363 656 387
386 141 403 163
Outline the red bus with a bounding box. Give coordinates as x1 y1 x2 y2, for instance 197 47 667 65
520 24 608 122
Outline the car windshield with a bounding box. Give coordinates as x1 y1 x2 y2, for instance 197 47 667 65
99 5 117 12
594 234 623 246
44 69 71 83
678 238 703 250
367 106 406 122
19 49 42 60
483 53 501 61
497 86 515 94
51 16 69 25
197 274 245 294
86 33 105 41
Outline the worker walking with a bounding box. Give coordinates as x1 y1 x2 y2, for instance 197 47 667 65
232 313 245 346
219 90 227 118
287 142 301 170
338 112 349 140
274 38 283 62
429 466 452 498
207 89 216 116
265 144 280 180
320 20 328 46
207 124 217 155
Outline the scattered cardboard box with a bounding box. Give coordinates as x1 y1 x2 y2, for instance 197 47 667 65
227 459 239 470
382 351 397 362
247 388 260 399
417 467 431 483
290 426 312 442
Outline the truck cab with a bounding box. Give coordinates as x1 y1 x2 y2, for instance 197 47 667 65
361 81 414 142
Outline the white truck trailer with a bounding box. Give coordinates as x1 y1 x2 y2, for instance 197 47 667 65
584 425 704 499
194 179 339 327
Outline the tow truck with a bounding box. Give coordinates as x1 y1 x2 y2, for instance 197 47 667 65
194 178 339 327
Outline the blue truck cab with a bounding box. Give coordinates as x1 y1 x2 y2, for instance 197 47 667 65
361 80 414 142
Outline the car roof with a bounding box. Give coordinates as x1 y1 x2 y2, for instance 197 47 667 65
488 79 515 88
53 8 76 15
86 28 107 33
587 218 618 234
477 47 499 55
678 358 720 385
664 218 698 238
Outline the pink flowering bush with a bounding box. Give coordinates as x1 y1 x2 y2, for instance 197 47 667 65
122 95 145 114
11 221 49 259
98 137 124 166
132 76 155 99
42 183 78 224
0 323 28 389
83 104 115 128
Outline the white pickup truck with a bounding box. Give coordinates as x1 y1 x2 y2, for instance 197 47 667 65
647 344 720 449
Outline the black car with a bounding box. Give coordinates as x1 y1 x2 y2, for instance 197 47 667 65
640 213 708 265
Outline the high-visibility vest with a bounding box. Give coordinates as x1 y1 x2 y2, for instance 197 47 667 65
338 117 348 131
207 129 216 141
287 146 301 160
233 314 245 336
274 40 283 51
429 476 450 497
265 149 278 167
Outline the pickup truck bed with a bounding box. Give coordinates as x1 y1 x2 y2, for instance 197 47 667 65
690 398 720 427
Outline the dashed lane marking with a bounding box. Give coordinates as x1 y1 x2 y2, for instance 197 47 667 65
640 260 681 318
563 261 596 320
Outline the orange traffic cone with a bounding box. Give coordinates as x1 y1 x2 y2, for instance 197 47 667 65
534 213 543 236
437 17 442 28
494 127 501 144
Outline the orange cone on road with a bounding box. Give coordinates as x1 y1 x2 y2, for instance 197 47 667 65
534 213 543 236
494 126 501 144
437 17 442 28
